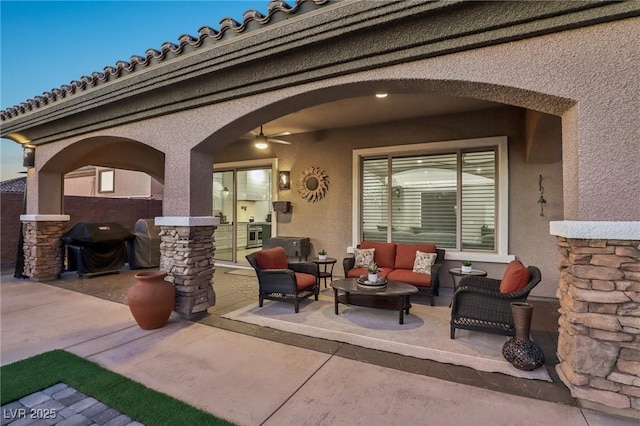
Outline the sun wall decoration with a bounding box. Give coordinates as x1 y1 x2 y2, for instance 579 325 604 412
298 166 329 203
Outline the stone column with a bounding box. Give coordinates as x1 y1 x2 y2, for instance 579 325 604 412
156 216 220 317
551 221 640 419
20 215 70 281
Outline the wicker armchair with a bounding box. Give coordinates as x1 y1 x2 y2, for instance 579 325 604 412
246 250 320 313
450 266 541 339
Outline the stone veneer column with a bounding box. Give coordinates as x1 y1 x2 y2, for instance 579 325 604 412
20 215 70 281
551 221 640 419
155 216 220 317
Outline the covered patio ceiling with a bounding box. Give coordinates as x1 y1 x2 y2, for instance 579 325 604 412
249 93 502 136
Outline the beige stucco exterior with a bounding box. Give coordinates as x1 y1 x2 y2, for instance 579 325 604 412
11 10 638 297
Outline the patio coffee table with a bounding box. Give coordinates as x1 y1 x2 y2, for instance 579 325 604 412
330 278 418 324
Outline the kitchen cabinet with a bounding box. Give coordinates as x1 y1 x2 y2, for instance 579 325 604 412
215 224 233 250
237 224 248 249
237 171 268 200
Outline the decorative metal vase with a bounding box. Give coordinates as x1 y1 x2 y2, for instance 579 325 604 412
127 270 175 330
502 302 545 371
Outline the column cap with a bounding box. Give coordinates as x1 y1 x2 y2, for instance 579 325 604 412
20 215 70 222
155 216 220 227
550 221 640 239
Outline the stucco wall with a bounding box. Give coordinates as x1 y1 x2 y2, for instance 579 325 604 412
214 106 564 298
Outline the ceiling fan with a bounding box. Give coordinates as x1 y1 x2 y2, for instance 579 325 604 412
242 125 292 149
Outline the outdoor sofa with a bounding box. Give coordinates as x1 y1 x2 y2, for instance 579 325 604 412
343 240 445 306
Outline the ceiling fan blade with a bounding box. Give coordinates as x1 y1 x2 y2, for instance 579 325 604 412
268 131 291 138
268 138 292 145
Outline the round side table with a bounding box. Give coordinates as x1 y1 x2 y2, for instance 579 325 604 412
449 267 488 291
311 257 337 288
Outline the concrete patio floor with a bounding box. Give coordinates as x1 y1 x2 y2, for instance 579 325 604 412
1 269 638 425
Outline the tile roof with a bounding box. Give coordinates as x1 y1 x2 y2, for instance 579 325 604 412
0 177 26 193
0 0 328 121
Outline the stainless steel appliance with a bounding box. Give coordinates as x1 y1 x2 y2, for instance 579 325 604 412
247 224 263 248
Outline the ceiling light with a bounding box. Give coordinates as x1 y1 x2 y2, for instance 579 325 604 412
375 93 388 98
254 134 269 149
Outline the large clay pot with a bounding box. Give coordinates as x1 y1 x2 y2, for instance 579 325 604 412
502 302 545 371
127 270 175 330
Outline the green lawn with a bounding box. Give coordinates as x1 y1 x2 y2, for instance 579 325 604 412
1 350 234 425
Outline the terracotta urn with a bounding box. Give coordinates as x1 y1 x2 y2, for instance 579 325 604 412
127 270 175 330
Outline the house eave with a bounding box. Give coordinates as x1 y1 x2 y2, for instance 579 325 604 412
2 0 638 146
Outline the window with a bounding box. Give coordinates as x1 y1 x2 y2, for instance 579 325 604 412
98 169 115 193
354 137 509 261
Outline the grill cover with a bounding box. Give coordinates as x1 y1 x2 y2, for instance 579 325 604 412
126 219 161 269
62 222 132 275
264 236 310 260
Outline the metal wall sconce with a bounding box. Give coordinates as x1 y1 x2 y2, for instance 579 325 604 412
279 171 291 190
23 146 35 168
537 174 547 216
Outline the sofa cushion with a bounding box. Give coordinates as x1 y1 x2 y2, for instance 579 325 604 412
412 250 437 275
395 243 437 270
256 247 288 270
295 272 317 290
354 248 375 268
499 260 531 293
361 241 396 269
388 269 432 287
347 267 393 279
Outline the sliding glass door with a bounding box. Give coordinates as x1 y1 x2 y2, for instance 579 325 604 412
213 167 273 263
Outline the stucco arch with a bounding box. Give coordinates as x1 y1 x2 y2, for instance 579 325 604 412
42 136 165 180
196 77 573 154
30 136 164 214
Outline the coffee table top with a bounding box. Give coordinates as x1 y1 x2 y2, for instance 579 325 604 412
331 278 418 296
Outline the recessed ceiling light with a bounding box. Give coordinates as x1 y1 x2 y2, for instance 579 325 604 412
375 93 388 98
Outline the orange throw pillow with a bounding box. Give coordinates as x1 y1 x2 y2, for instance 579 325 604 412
256 247 288 269
499 260 531 293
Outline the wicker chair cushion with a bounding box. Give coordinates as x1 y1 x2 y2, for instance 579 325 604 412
394 243 437 269
499 260 531 293
295 272 317 290
361 241 396 268
256 247 288 270
387 269 432 287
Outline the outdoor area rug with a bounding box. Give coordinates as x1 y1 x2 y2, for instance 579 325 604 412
223 289 552 382
224 269 256 277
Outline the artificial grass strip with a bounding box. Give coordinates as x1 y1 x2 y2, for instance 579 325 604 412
1 350 234 425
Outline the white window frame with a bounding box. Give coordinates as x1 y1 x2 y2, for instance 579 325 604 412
98 169 115 193
352 136 514 264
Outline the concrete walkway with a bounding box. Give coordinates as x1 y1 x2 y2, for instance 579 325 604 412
1 277 636 426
